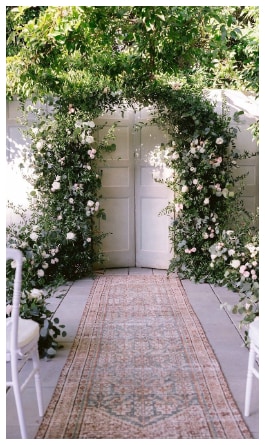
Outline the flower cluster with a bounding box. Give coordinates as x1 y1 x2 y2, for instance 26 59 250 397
209 230 259 325
11 104 116 279
6 251 67 358
153 130 238 282
6 211 61 286
6 104 118 358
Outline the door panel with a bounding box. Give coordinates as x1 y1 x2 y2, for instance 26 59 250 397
96 110 135 267
134 109 174 268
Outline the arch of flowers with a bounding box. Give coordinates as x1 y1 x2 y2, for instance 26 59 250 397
6 79 258 347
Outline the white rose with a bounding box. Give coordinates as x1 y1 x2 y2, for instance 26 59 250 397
203 197 210 205
231 259 241 269
30 232 38 241
6 304 13 316
37 269 45 277
86 135 94 144
216 137 224 144
66 232 76 240
51 181 61 191
36 140 44 150
181 185 189 193
30 288 44 300
222 188 229 198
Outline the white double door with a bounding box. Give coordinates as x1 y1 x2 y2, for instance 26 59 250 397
97 107 174 269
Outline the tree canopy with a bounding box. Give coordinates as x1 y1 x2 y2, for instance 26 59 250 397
6 5 259 102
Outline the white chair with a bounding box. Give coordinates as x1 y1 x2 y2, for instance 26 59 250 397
244 316 259 416
6 247 44 439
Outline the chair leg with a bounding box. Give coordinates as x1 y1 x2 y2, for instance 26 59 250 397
244 343 255 416
11 358 28 439
32 348 44 417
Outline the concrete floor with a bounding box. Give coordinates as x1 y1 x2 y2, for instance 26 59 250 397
6 268 259 439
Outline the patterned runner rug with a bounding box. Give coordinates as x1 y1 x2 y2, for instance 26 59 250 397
36 274 252 439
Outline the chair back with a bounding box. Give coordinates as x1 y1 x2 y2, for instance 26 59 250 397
6 248 23 355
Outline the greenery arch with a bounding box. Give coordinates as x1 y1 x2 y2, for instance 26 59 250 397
6 7 259 347
8 80 254 281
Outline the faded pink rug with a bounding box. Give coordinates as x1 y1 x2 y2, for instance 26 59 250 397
36 274 252 439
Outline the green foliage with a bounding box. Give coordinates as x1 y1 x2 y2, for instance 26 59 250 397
209 225 259 330
6 264 67 359
9 103 117 280
6 6 259 101
6 6 258 337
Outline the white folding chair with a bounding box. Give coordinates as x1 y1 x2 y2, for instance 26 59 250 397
6 247 44 439
244 316 259 416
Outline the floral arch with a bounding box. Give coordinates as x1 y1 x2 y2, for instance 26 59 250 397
7 80 258 330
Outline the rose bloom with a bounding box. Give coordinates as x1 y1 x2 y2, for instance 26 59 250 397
86 135 95 144
37 269 45 277
87 237 91 243
42 262 49 269
51 181 61 191
181 185 189 193
175 203 183 213
30 232 38 241
6 304 13 316
69 198 74 204
36 140 44 150
66 232 76 240
192 179 198 185
29 288 44 300
203 197 210 205
231 259 241 269
216 137 224 144
10 260 17 269
228 249 235 256
240 265 246 274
